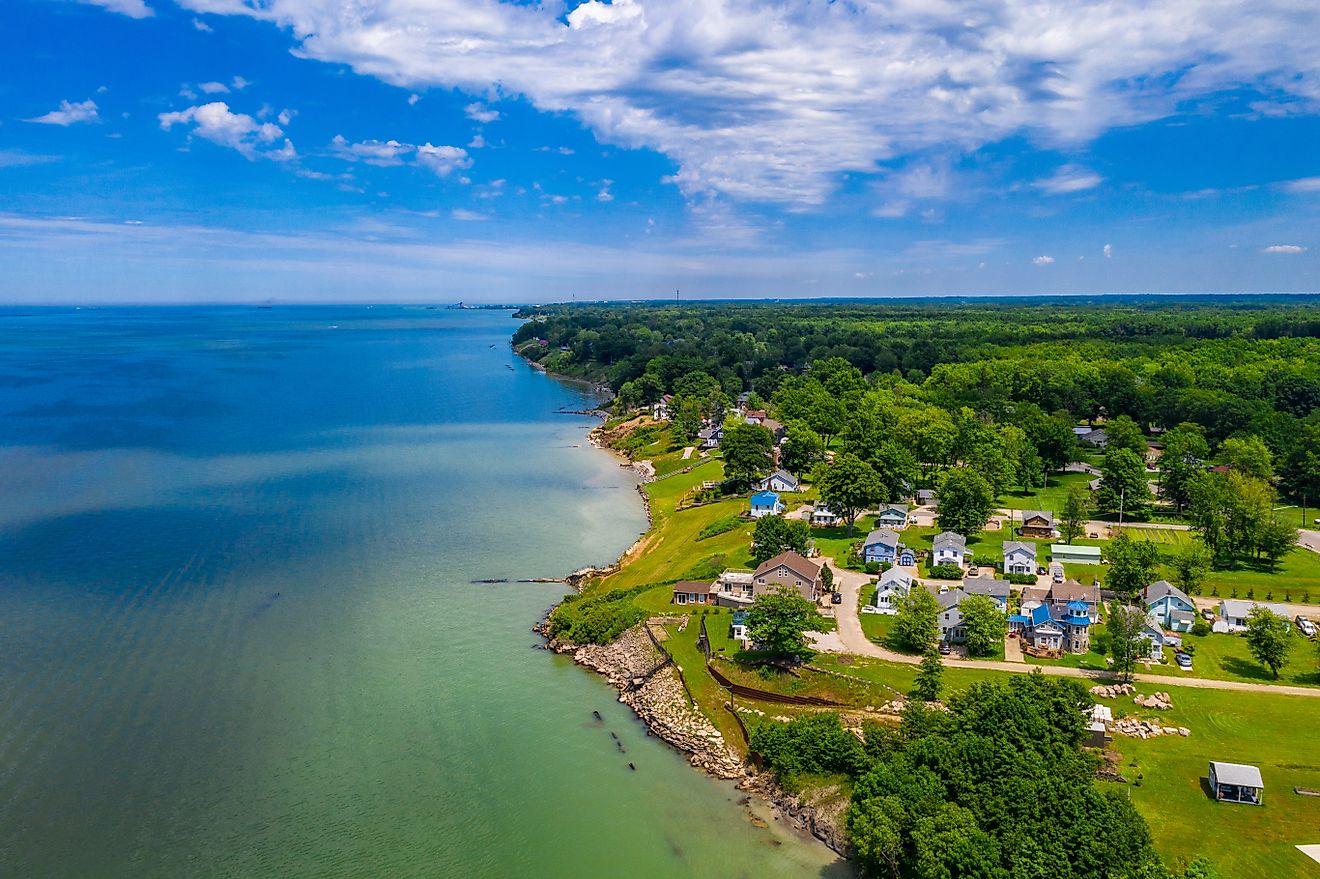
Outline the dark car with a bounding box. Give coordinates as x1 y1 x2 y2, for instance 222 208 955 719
938 641 951 655
831 592 843 605
1036 566 1048 575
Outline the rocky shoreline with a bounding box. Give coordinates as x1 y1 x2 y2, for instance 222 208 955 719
538 619 850 857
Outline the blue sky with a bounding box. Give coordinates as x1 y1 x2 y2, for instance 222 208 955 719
1 0 1318 302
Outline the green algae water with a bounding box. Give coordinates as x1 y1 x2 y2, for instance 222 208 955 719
0 307 844 878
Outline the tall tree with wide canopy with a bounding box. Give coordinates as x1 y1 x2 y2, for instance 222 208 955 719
936 468 996 537
816 453 884 534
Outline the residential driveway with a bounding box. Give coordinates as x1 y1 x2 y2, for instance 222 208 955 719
823 557 1320 698
1003 636 1023 663
1299 529 1320 554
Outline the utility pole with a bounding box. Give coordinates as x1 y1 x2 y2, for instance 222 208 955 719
1119 487 1125 528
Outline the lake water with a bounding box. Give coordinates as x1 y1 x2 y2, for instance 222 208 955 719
0 307 843 878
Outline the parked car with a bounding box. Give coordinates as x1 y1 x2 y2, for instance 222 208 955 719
1175 652 1193 670
1296 616 1317 638
938 641 951 655
1036 566 1048 575
831 592 843 605
967 566 980 576
1201 608 1216 621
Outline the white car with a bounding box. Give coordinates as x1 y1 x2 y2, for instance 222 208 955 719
1296 616 1317 638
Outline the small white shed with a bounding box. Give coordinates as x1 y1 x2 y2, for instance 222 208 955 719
1208 761 1264 805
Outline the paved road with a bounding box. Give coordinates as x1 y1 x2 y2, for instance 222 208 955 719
826 559 1320 698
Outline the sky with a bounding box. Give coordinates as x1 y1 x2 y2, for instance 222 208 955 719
1 0 1318 302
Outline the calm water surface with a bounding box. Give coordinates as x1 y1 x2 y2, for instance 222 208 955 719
0 307 844 878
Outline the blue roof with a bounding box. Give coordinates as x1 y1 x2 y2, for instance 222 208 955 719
1007 614 1030 624
750 491 779 505
1029 604 1053 626
1067 600 1089 613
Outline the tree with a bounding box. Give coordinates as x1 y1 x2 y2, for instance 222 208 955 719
1106 602 1149 682
1244 605 1292 679
911 646 944 701
721 421 774 487
1097 447 1152 519
1280 422 1320 519
668 394 706 442
1061 482 1091 544
1168 541 1212 595
1256 518 1298 567
1102 532 1162 600
960 594 1007 657
1158 423 1210 512
1025 413 1079 474
936 468 996 537
820 562 834 594
890 587 939 653
847 797 905 879
1104 415 1147 454
869 440 921 504
1219 435 1273 480
780 421 824 475
746 588 825 661
817 453 884 534
750 515 810 565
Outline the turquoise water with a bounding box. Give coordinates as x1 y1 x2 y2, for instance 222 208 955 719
0 307 844 878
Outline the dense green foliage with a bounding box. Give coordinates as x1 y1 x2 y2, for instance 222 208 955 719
745 589 826 660
720 421 774 487
696 514 743 541
1107 602 1150 681
890 587 940 653
749 514 811 565
1244 605 1293 679
547 585 651 645
749 712 870 789
1102 533 1163 599
959 594 1007 656
910 647 944 701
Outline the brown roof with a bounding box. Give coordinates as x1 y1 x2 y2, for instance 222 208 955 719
1048 579 1100 604
672 580 716 594
1021 586 1049 604
753 551 821 582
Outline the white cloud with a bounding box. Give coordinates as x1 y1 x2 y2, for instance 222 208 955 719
199 81 231 94
1033 165 1103 194
416 144 472 177
464 102 500 124
468 133 486 149
26 99 100 126
0 150 58 168
1283 177 1320 192
277 109 293 125
1103 243 1113 258
1263 244 1307 254
168 0 1320 207
451 209 487 221
158 102 286 159
1032 255 1055 265
408 94 421 106
596 182 614 202
81 0 153 18
331 135 413 166
231 76 252 90
193 18 213 31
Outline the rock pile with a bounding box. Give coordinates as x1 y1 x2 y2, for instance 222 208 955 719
1134 691 1173 710
1090 683 1136 699
1113 717 1190 739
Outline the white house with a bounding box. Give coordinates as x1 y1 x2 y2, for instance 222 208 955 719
1003 541 1038 575
874 504 910 529
697 425 723 450
810 505 841 527
935 588 969 643
1218 599 1291 633
866 568 915 615
713 571 755 606
749 491 785 519
932 531 967 567
1144 580 1197 632
756 469 800 493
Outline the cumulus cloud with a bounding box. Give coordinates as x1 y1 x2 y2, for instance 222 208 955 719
26 99 100 126
1034 165 1103 194
81 0 153 18
1103 243 1113 258
331 136 413 166
158 102 287 160
1283 177 1320 192
166 0 1320 206
1032 255 1055 265
417 144 473 177
199 81 231 94
193 18 212 31
464 102 500 124
1263 244 1307 254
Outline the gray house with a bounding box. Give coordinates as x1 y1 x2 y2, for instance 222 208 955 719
932 531 967 567
1003 541 1038 575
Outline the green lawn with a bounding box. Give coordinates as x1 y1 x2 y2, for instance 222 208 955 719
1108 685 1320 878
1203 548 1320 605
998 470 1095 512
1144 631 1320 688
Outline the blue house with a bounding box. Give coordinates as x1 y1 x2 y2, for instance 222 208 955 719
862 528 903 565
1011 601 1092 654
1143 580 1196 632
749 491 785 519
874 504 910 529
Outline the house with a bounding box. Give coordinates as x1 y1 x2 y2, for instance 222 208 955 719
760 418 786 441
963 576 1011 612
735 391 752 412
862 528 901 565
1145 441 1164 469
752 551 823 602
1052 544 1101 565
1012 601 1091 653
1019 510 1057 539
1138 624 1167 659
749 491 785 518
1208 761 1264 805
730 610 752 649
1144 580 1196 632
1020 585 1049 613
935 588 968 644
915 489 938 508
1003 541 1038 575
1078 428 1108 448
651 394 672 420
1047 579 1102 623
713 571 754 606
697 425 723 450
672 580 716 606
866 568 915 615
875 504 910 529
743 409 767 424
810 505 841 527
756 469 800 493
932 531 967 567
1218 599 1291 633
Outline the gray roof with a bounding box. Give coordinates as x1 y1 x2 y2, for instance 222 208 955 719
1210 762 1264 789
963 576 1011 599
1021 510 1055 524
762 469 799 486
933 531 967 552
879 567 914 588
877 504 910 517
1219 599 1290 619
864 528 900 548
1004 540 1037 558
1145 579 1191 607
936 588 967 610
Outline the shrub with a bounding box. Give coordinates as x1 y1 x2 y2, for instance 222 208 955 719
546 585 650 645
864 562 881 575
972 553 998 568
1005 572 1037 585
1190 619 1211 637
697 515 742 541
927 563 964 580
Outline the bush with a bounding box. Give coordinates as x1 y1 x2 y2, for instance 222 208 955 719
750 713 869 788
1091 630 1112 656
1005 572 1037 585
546 585 650 645
1190 619 1211 637
1181 643 1196 656
972 553 998 568
927 563 964 580
864 562 881 575
697 515 742 541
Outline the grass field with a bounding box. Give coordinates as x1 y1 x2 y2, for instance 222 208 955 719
1145 631 1320 688
998 470 1095 512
